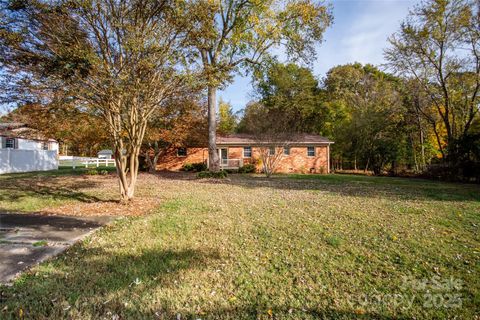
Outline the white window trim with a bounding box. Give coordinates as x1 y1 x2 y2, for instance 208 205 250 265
243 146 252 158
5 138 15 149
307 146 315 157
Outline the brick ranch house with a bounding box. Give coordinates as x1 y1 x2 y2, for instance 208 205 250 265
156 134 334 174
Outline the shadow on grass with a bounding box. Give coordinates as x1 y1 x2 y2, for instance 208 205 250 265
147 305 406 320
155 171 480 202
0 245 221 319
0 166 115 180
0 169 117 209
0 212 109 230
0 241 405 319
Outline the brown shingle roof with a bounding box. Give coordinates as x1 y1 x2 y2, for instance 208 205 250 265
216 133 333 145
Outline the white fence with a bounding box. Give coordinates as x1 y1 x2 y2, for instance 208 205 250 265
0 149 58 174
59 156 116 168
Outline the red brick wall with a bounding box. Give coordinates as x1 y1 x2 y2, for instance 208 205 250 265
156 145 330 174
243 146 328 174
276 146 328 174
227 147 244 159
156 147 208 171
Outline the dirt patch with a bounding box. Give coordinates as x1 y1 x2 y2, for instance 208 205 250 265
38 173 162 216
41 197 160 217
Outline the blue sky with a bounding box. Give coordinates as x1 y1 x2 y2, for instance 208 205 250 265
219 0 418 112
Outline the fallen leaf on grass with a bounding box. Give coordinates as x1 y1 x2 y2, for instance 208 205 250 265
355 308 366 315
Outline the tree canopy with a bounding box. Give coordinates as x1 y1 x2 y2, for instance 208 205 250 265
0 0 193 201
217 99 237 135
254 62 328 134
237 56 479 180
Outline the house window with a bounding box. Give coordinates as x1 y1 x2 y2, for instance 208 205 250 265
41 142 49 150
177 147 187 157
269 146 275 155
5 138 15 149
307 146 315 157
284 147 290 155
243 146 252 158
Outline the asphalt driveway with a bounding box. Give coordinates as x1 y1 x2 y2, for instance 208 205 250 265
0 213 113 284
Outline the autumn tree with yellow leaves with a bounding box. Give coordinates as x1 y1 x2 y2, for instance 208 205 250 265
385 0 480 160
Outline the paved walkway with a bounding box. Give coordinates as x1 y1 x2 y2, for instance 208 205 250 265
0 213 113 284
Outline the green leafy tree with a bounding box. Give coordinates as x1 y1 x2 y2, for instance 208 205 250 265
324 63 406 174
186 0 332 171
401 79 444 172
217 99 237 134
254 62 332 135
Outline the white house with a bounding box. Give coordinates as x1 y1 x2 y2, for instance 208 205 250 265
0 122 59 174
97 149 113 159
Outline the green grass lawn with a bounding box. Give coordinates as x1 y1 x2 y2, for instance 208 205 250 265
1 172 479 319
0 167 117 212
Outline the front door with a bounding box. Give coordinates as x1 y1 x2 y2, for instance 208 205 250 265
219 148 228 166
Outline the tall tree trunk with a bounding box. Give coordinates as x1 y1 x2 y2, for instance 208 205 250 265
115 154 133 202
411 134 418 173
145 143 159 173
114 144 141 202
419 125 426 171
416 113 426 171
208 85 220 172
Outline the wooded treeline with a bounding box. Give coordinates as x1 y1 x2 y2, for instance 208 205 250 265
225 0 479 181
231 60 479 181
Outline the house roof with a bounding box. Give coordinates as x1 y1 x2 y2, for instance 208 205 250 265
98 149 113 155
216 133 333 146
0 122 57 142
0 122 25 130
